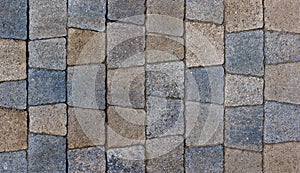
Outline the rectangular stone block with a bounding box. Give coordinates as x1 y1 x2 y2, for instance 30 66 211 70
147 0 184 19
0 80 27 110
0 151 27 172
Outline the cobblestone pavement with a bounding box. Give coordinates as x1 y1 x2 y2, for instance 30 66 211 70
0 0 299 172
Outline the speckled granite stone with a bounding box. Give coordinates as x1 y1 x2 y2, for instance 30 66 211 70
0 151 27 172
0 81 27 110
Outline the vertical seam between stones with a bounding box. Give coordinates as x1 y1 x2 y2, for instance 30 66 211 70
262 0 266 172
183 0 187 172
144 0 148 172
65 0 69 172
26 0 30 172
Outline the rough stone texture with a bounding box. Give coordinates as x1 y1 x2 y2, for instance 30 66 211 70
146 61 184 99
147 0 184 19
186 66 224 104
186 0 224 24
225 106 263 151
108 67 145 108
68 0 106 31
28 69 66 106
28 134 66 172
185 102 223 147
29 0 67 39
225 148 262 173
265 63 300 104
29 38 66 70
186 22 224 67
225 30 264 76
146 96 184 138
185 145 224 173
0 151 27 172
0 80 27 110
0 0 27 39
0 108 27 152
225 0 263 32
265 0 300 33
264 102 300 144
68 147 106 173
107 23 145 68
264 142 300 173
0 39 26 81
68 107 105 149
68 64 106 110
29 103 67 136
225 74 263 106
68 29 106 65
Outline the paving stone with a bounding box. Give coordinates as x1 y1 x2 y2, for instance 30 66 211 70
186 22 224 67
68 107 105 149
107 23 145 68
108 67 145 108
68 0 106 31
225 30 264 76
225 148 262 173
225 74 263 106
28 69 66 106
225 106 263 151
146 96 184 138
185 102 223 147
29 103 67 136
264 142 300 173
0 81 27 110
28 134 66 172
107 146 145 173
225 0 263 32
265 63 300 104
147 0 184 19
185 145 224 173
29 0 67 39
108 0 145 25
0 39 26 81
68 29 106 65
146 61 184 98
68 146 106 173
0 108 27 152
68 64 106 110
186 0 224 24
265 0 300 33
186 66 224 104
264 102 300 144
0 151 27 172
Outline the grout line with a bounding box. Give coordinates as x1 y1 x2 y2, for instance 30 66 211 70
65 0 69 172
262 0 266 172
28 35 68 41
222 0 226 172
144 0 148 172
183 0 187 172
26 0 30 172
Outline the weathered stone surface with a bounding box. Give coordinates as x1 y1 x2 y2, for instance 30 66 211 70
186 0 224 24
185 145 224 173
0 151 27 172
264 102 300 144
226 30 264 76
108 67 145 108
68 64 106 110
0 108 27 152
225 106 263 151
0 39 26 81
68 107 105 149
265 0 300 33
68 147 106 173
186 22 224 67
225 148 262 173
264 142 300 173
265 63 300 104
147 0 184 19
68 0 106 31
225 0 263 32
68 29 106 65
28 134 66 172
29 103 67 136
28 69 66 106
225 74 263 106
29 0 67 39
0 81 27 110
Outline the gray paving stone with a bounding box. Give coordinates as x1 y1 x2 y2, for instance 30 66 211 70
225 106 263 151
29 0 67 39
264 102 300 144
0 151 27 172
68 146 106 173
28 134 66 172
147 0 184 19
225 30 264 76
185 145 224 173
0 81 27 110
0 0 27 40
28 69 66 106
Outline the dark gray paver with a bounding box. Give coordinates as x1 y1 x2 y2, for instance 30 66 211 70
0 151 27 172
0 81 27 110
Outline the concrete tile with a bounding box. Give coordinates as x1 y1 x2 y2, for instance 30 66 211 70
0 81 27 110
0 151 27 172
